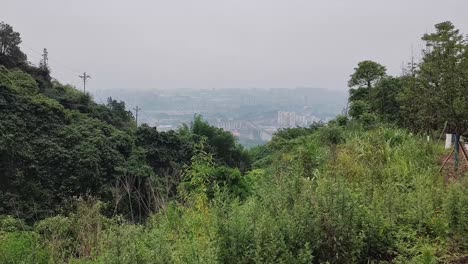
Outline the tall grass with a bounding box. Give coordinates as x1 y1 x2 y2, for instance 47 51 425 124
1 125 467 263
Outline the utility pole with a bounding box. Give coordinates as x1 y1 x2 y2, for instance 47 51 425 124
79 72 91 93
133 106 141 127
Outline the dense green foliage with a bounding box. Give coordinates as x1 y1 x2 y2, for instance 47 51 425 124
348 22 468 138
0 22 250 222
0 22 27 68
400 22 468 135
0 64 248 222
1 21 468 263
2 125 467 263
191 115 251 172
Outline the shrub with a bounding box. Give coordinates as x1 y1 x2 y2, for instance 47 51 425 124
0 231 50 264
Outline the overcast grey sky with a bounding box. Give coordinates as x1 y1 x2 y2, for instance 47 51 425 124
3 0 468 92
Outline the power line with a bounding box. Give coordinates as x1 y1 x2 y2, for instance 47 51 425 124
78 72 91 93
20 42 106 105
21 42 81 73
20 42 83 83
19 42 103 100
0 90 108 110
47 56 81 74
138 109 156 126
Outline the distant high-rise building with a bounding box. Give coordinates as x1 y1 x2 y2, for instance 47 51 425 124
277 111 296 128
217 120 242 130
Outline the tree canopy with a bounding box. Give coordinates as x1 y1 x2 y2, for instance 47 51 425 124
400 21 468 135
348 60 387 89
0 22 27 68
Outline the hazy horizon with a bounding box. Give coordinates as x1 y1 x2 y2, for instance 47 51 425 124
3 0 468 92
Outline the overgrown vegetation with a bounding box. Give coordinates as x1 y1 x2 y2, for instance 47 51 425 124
1 21 467 263
0 21 250 222
2 125 467 263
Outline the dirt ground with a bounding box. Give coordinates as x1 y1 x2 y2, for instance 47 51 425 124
447 255 468 264
439 147 468 182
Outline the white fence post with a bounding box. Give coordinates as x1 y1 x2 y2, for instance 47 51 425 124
445 134 452 149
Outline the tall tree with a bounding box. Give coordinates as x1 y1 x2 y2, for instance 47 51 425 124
348 60 387 102
401 21 468 168
402 22 468 134
0 22 27 67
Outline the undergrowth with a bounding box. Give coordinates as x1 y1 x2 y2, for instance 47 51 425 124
1 126 467 263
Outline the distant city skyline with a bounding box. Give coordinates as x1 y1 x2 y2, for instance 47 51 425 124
111 88 345 147
3 0 468 92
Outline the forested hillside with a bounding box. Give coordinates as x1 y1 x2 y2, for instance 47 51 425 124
0 21 250 224
1 21 468 263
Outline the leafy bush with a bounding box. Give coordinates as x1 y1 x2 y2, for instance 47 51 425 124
0 231 50 264
1 125 467 264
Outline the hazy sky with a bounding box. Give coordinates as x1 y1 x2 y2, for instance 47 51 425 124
3 0 468 93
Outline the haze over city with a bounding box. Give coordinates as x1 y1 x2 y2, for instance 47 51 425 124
3 0 468 261
3 0 468 91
